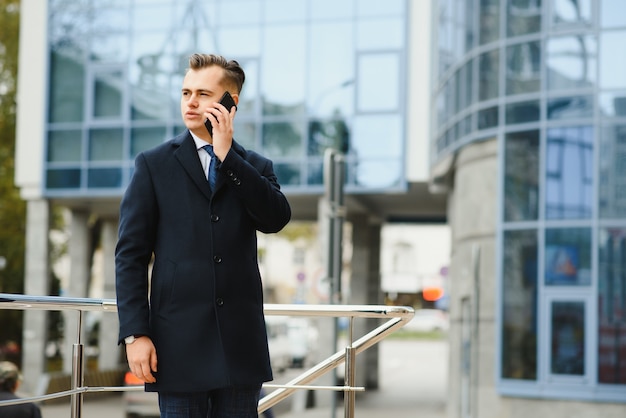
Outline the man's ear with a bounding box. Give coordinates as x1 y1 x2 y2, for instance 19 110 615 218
232 93 240 106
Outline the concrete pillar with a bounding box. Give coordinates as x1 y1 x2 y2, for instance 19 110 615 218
21 199 50 395
98 218 121 369
62 209 91 374
347 213 383 390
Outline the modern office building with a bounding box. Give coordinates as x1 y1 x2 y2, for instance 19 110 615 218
432 0 626 416
14 0 444 398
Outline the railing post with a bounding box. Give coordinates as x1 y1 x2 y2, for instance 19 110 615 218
71 310 85 418
344 346 356 418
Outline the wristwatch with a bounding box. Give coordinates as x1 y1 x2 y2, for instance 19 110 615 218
124 335 138 345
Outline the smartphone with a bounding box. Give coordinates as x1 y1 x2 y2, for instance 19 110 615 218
205 91 237 137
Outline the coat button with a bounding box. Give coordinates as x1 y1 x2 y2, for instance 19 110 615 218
216 298 224 306
227 170 234 177
211 214 219 222
234 179 241 186
213 255 222 263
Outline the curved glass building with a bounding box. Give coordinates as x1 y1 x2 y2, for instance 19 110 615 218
432 0 626 415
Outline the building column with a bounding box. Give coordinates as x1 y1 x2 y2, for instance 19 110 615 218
21 199 50 395
98 218 122 369
347 213 383 390
62 209 91 374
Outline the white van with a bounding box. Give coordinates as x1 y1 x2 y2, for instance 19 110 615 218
265 315 291 373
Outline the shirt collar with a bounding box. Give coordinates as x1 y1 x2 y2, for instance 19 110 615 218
190 131 211 150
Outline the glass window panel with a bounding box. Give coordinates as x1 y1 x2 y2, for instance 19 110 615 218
357 53 400 112
550 301 585 375
506 101 540 124
89 128 124 161
438 0 455 75
90 33 129 63
308 118 351 157
479 49 499 101
479 0 500 45
264 0 306 23
599 31 626 89
545 228 592 285
506 41 541 95
132 3 173 31
546 126 593 219
504 130 539 221
174 2 216 29
274 163 301 186
262 122 303 159
218 27 261 57
353 115 402 159
308 22 355 118
46 169 81 189
306 161 324 186
89 7 130 34
233 121 257 151
461 114 473 136
261 25 306 116
599 92 626 118
356 0 404 17
601 0 626 28
546 36 597 91
131 127 166 158
597 228 626 384
87 167 122 188
49 49 85 123
478 106 498 129
501 229 538 380
310 0 354 19
508 0 542 36
357 18 405 51
551 0 592 27
457 64 470 111
547 95 593 120
599 125 626 218
93 71 123 119
355 159 402 189
48 130 82 162
464 0 477 51
218 0 261 25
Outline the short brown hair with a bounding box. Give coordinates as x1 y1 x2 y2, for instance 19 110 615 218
188 53 245 94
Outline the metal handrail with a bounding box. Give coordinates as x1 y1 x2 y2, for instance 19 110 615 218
0 293 414 418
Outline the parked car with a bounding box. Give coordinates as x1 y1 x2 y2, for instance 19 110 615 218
404 309 449 332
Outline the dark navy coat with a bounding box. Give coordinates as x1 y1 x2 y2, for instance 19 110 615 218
115 131 291 392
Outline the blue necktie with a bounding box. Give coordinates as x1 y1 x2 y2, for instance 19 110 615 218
203 145 218 191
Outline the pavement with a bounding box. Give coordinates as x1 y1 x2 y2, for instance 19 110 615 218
39 338 448 418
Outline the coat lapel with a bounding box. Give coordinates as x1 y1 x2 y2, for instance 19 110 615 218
174 133 213 202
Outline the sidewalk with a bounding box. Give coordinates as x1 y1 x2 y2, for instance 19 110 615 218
276 338 448 418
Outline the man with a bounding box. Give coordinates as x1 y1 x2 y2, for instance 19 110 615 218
115 53 291 417
0 361 42 418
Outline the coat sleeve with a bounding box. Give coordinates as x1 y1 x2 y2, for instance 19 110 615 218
115 153 158 344
218 149 291 234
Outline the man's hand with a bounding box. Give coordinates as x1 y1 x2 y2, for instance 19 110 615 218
205 101 236 161
126 336 157 383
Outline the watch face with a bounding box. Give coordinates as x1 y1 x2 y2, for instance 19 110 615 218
125 336 136 344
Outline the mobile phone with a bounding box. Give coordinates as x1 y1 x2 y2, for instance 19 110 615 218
205 91 237 136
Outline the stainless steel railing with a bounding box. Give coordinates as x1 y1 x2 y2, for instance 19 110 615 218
0 293 414 418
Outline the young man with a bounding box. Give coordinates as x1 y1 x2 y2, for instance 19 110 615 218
0 361 42 418
115 53 291 417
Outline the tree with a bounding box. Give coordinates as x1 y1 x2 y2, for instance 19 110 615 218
0 0 26 359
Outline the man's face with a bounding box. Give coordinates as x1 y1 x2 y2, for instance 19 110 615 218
180 65 227 138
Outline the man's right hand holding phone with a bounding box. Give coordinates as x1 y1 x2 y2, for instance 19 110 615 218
204 91 238 161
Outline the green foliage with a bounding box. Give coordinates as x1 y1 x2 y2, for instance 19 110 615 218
0 0 26 353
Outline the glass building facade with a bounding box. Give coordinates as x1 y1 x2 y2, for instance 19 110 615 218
44 0 408 196
434 0 626 402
